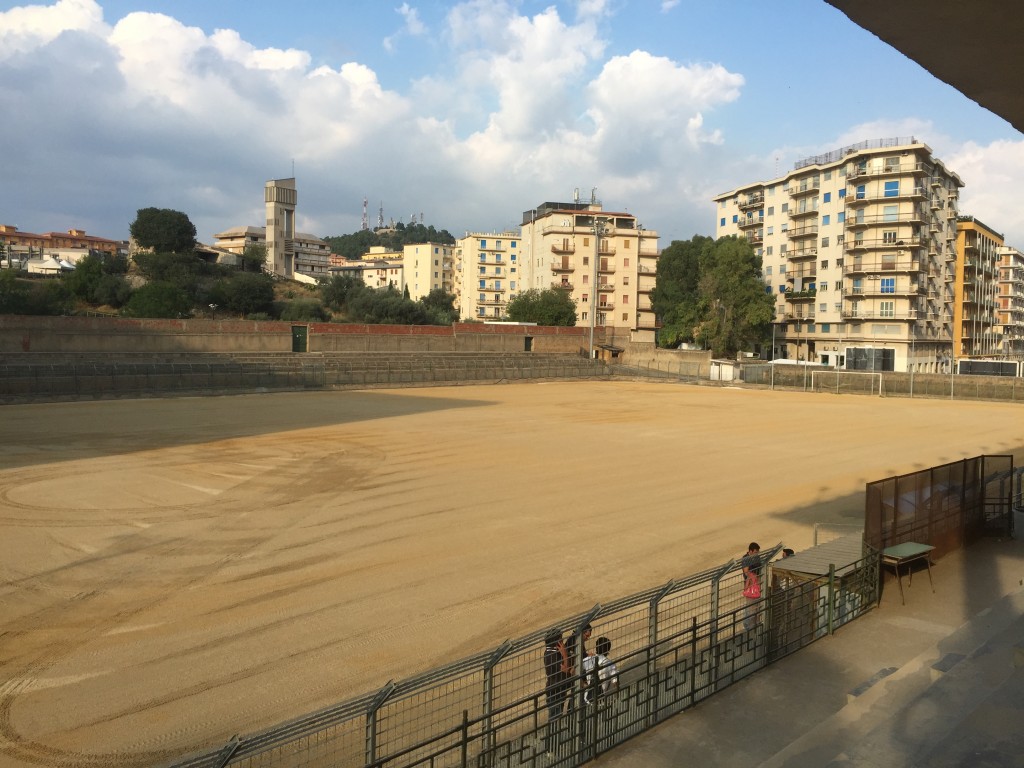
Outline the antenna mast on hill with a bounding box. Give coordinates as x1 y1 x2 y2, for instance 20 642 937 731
361 198 369 231
377 202 384 229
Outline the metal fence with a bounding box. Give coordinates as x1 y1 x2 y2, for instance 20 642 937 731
167 542 881 768
609 360 707 382
740 366 1024 403
0 354 609 401
864 455 1015 556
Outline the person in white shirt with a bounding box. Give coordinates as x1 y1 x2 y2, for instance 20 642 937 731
582 636 619 704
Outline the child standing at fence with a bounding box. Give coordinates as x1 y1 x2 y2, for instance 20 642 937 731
741 542 762 631
582 636 619 705
543 629 571 719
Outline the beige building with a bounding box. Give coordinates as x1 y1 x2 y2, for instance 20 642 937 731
953 216 1003 358
330 247 405 292
714 137 962 373
996 246 1024 358
213 223 331 280
403 242 455 301
454 231 521 320
0 225 125 263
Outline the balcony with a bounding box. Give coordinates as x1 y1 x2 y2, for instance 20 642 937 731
551 262 574 273
847 162 931 181
551 243 575 254
843 258 921 275
598 264 616 274
597 282 615 291
597 302 615 311
785 268 817 283
737 216 763 229
845 210 927 228
845 187 927 205
841 305 918 320
739 193 764 209
789 207 820 219
787 225 818 239
597 247 616 257
845 282 924 298
478 297 505 307
789 247 818 260
789 178 820 196
842 235 925 252
551 281 573 291
785 290 817 302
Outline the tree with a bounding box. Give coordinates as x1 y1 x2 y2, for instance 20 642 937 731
238 243 267 273
652 235 774 357
419 288 458 325
221 272 275 316
129 208 197 254
506 288 577 326
278 299 329 321
121 282 193 318
320 274 367 312
347 287 429 324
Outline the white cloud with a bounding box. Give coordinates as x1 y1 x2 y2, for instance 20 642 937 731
384 3 427 52
947 139 1024 247
660 0 681 11
0 0 750 245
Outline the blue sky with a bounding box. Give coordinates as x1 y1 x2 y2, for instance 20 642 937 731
1 0 1022 249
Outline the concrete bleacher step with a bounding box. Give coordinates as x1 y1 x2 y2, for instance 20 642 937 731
755 586 1024 768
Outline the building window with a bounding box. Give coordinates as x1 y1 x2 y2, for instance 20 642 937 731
732 215 738 223
819 303 827 312
582 311 588 320
821 323 831 332
582 293 589 303
766 246 773 256
622 295 629 304
583 256 589 265
883 205 898 223
822 237 830 247
839 188 846 198
821 260 829 269
781 203 789 212
884 180 899 197
835 281 842 290
767 226 774 236
767 206 774 216
823 192 831 203
837 234 844 245
780 244 787 254
765 265 773 275
781 223 788 232
820 283 828 292
822 215 830 226
881 277 895 293
583 238 590 247
480 240 487 248
623 275 629 285
721 218 726 227
880 301 895 318
837 212 845 223
855 185 865 200
779 264 787 273
479 280 486 288
623 258 630 267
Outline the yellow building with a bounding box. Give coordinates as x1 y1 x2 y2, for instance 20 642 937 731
714 137 962 372
0 224 125 262
402 242 455 301
953 217 1003 358
454 231 521 320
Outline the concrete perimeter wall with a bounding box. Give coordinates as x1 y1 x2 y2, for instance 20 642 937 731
0 316 602 356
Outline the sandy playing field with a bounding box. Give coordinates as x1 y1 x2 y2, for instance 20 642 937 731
0 381 1021 767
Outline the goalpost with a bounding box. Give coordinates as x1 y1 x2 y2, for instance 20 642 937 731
810 369 884 396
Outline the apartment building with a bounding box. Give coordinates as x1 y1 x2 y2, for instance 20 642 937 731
403 242 455 301
996 246 1024 358
454 231 521 320
953 217 1003 358
714 137 962 372
518 200 660 339
0 224 125 262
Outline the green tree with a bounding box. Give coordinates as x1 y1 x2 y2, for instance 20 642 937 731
122 282 193 318
347 287 429 324
320 274 366 312
506 288 577 326
129 208 197 254
91 274 133 308
653 235 774 356
278 299 329 321
238 243 267 273
63 252 105 300
0 270 28 314
221 272 275 316
419 288 458 325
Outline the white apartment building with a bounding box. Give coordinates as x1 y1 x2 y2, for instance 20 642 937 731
714 137 963 373
996 246 1024 358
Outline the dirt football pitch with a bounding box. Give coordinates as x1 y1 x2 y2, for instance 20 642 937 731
1 381 1021 767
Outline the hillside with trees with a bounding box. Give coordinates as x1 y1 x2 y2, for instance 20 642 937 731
323 222 455 261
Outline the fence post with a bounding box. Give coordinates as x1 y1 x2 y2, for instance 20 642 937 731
365 681 396 766
827 564 836 636
482 640 512 763
461 709 470 768
573 606 601 761
647 580 675 726
709 561 734 651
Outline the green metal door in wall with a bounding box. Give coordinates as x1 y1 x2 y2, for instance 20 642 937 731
291 325 308 353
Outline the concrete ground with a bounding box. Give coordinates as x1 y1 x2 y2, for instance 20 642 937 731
0 382 1021 767
598 523 1024 768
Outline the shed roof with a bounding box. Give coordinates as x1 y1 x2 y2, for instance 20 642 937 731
773 533 866 579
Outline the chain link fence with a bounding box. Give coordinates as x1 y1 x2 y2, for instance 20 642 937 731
166 541 880 768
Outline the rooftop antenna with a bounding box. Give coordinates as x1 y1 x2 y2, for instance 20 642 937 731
361 198 369 231
377 202 384 229
574 187 580 203
291 159 295 177
591 187 597 203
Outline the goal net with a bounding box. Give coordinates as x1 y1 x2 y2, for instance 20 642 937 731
810 370 884 396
